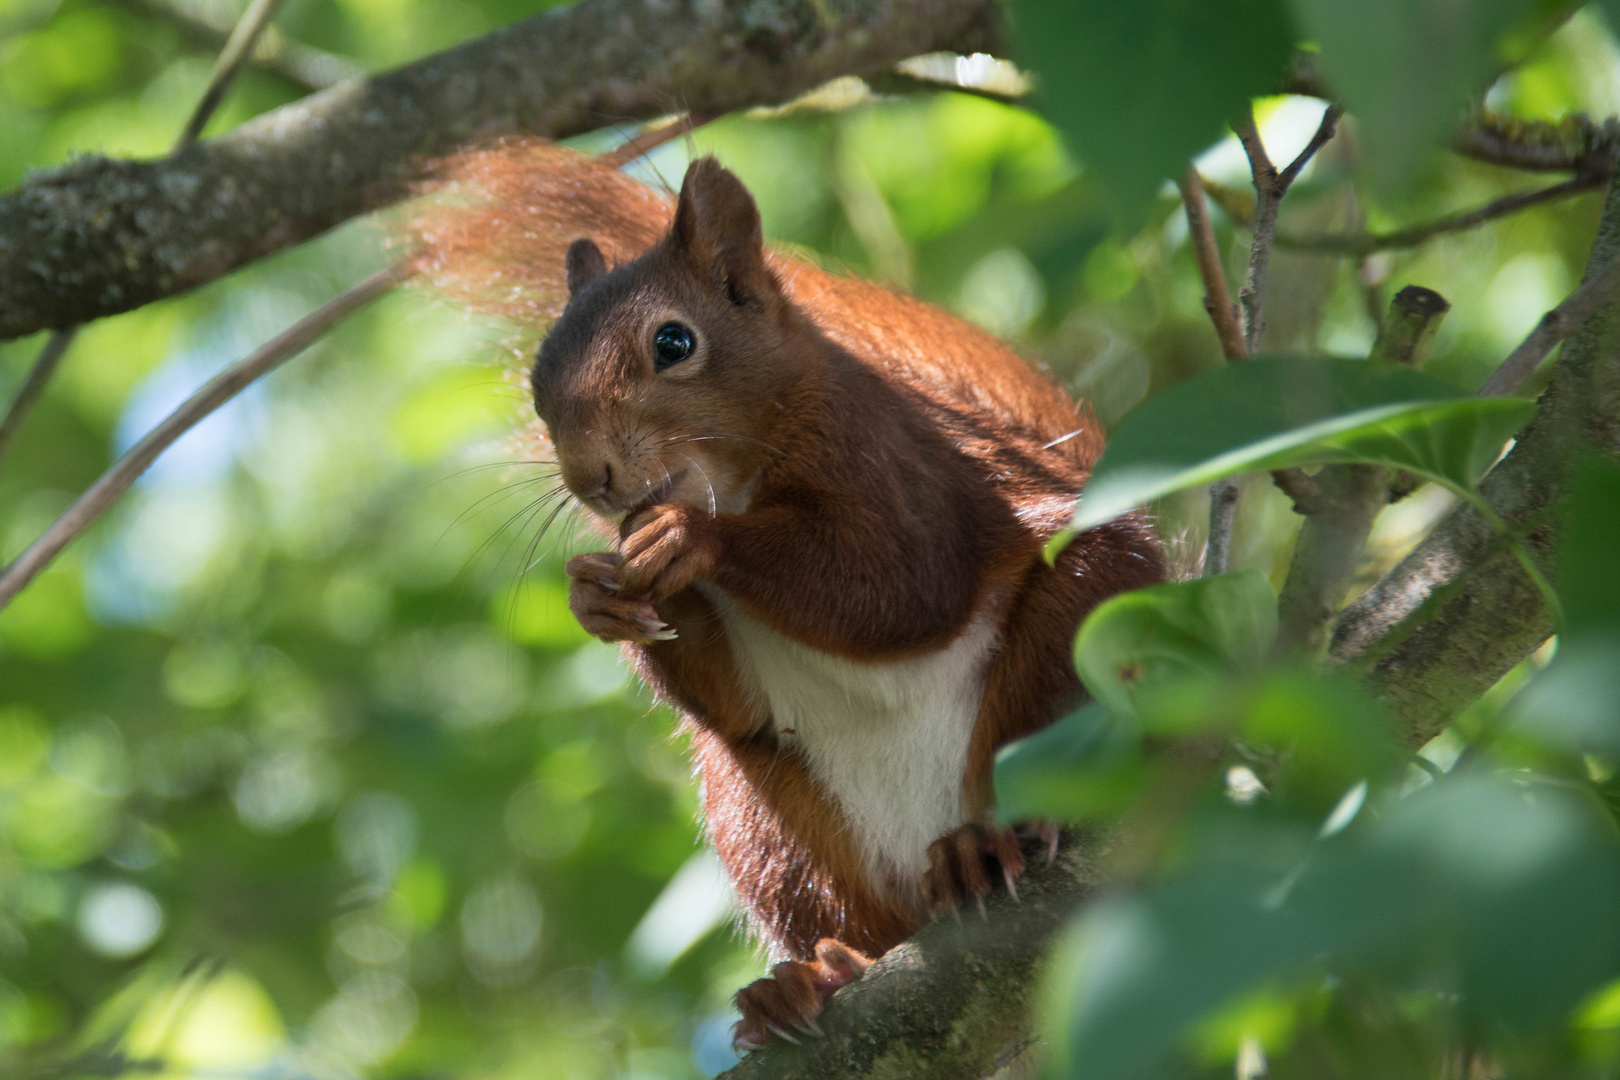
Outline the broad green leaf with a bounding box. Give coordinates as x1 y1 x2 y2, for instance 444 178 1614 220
1073 571 1277 719
1510 458 1620 756
1054 357 1536 547
992 703 1148 824
1149 669 1402 813
1289 0 1545 192
1043 775 1620 1080
1562 456 1620 639
1012 0 1298 217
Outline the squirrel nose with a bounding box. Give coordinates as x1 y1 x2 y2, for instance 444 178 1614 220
591 463 613 499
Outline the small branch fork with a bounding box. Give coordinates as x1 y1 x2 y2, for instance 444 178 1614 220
1233 104 1343 353
1180 105 1341 573
0 0 287 472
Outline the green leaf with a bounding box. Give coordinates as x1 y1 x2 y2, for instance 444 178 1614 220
992 703 1148 824
1288 0 1544 192
1073 571 1277 719
1509 457 1620 756
1561 455 1620 640
1012 0 1298 218
1043 775 1620 1080
1512 636 1620 758
1054 357 1536 548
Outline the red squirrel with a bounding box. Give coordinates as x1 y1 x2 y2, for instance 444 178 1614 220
414 143 1164 1050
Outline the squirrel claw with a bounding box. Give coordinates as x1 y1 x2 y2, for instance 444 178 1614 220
731 939 868 1053
925 819 1029 921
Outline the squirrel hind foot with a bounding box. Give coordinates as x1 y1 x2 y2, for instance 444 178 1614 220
731 939 872 1052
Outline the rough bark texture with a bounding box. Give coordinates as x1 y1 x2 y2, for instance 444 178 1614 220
0 0 1002 342
1331 170 1620 746
720 835 1104 1080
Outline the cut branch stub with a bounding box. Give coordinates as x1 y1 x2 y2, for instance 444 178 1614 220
1371 286 1450 367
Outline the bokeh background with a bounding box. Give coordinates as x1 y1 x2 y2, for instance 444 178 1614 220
2 1 1618 1076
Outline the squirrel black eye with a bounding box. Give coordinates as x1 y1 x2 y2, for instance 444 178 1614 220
653 322 695 372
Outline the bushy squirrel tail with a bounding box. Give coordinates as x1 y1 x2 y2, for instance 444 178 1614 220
410 139 675 326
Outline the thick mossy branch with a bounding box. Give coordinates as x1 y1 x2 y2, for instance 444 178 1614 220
720 835 1103 1080
1333 170 1620 746
0 0 1002 342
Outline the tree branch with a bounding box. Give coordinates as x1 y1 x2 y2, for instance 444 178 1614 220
0 0 1004 343
1452 108 1620 175
0 261 412 611
720 834 1102 1080
0 0 287 471
1332 169 1620 747
1182 108 1340 571
0 329 74 469
1477 257 1620 397
1233 104 1341 353
1275 288 1450 659
1179 169 1245 362
1264 176 1602 256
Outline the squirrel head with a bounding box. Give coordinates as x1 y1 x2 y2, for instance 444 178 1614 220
533 157 806 523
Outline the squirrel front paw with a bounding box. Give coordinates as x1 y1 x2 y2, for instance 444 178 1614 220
566 552 677 643
618 501 718 601
731 938 870 1052
924 819 1060 917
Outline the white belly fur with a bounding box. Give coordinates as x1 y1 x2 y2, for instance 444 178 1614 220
702 589 999 901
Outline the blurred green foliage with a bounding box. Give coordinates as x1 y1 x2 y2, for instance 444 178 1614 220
3 0 1620 1077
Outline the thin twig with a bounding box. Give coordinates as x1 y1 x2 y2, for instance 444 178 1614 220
1179 168 1245 361
1234 104 1342 352
1477 260 1620 397
174 0 287 151
1179 167 1247 574
0 262 412 612
0 329 75 467
1182 108 1341 554
1274 175 1602 256
107 0 358 92
0 0 286 472
599 111 721 169
1204 479 1241 576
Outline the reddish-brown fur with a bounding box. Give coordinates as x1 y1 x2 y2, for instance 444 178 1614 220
415 142 1164 1047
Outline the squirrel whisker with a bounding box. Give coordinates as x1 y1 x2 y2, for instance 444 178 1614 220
667 432 793 461
670 450 718 516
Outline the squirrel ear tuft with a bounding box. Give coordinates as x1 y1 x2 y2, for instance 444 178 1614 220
565 238 607 295
671 157 770 305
